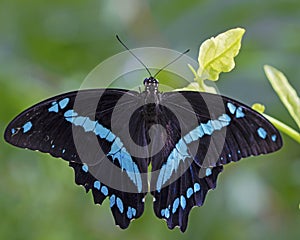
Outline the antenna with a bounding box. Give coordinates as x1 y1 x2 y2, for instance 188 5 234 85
116 35 152 77
153 49 190 78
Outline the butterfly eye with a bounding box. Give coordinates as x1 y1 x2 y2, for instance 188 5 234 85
143 78 148 85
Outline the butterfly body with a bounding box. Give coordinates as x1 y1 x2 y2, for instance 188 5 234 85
4 76 282 232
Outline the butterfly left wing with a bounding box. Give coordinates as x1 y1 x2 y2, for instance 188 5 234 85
4 89 149 229
150 91 282 232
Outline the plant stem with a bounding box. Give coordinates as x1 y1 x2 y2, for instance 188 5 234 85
263 113 300 144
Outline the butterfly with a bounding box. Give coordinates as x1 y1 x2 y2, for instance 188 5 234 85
4 37 282 231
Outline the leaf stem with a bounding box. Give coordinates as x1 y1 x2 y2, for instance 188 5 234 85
262 113 300 144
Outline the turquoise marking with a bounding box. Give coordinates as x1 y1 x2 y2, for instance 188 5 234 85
172 198 179 214
218 114 231 125
101 186 108 196
94 123 110 138
73 116 87 126
131 208 136 217
210 119 223 130
157 149 181 190
11 128 16 134
157 113 232 192
237 150 241 154
116 197 124 213
51 145 55 149
58 98 69 109
164 208 170 219
48 103 59 113
194 183 201 192
127 207 133 219
227 102 236 114
108 147 142 193
235 107 245 118
206 168 212 177
183 133 193 144
82 118 96 132
180 196 186 209
175 139 189 156
257 127 267 139
201 121 214 135
64 110 142 192
62 149 66 154
187 187 193 199
82 164 88 173
106 132 116 142
161 209 165 217
189 126 204 141
108 137 123 154
271 134 277 142
228 154 231 158
64 109 78 118
110 195 115 208
94 181 101 190
23 121 33 133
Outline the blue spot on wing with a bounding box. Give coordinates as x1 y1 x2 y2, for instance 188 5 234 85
58 98 70 109
64 109 78 118
186 188 193 199
48 103 59 113
94 181 101 190
23 121 33 133
272 134 277 142
235 106 245 118
227 102 236 114
194 183 201 192
180 196 186 209
172 198 179 213
82 164 88 173
116 197 124 213
110 195 116 207
257 127 267 139
101 186 108 196
205 168 212 177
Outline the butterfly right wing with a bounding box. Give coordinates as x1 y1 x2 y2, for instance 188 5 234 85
4 89 149 229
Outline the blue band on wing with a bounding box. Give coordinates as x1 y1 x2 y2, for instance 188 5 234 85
156 114 231 192
63 109 142 193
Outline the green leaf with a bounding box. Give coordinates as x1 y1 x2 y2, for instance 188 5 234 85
197 27 245 81
264 65 300 129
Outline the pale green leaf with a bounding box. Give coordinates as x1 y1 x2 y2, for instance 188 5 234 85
264 65 300 129
197 28 245 81
175 82 217 94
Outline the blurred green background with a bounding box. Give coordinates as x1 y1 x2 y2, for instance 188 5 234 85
1 0 299 239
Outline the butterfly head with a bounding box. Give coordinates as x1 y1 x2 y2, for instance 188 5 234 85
143 77 159 93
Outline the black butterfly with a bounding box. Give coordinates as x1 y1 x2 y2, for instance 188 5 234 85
4 70 282 232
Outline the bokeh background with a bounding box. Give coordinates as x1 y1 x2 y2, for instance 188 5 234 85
0 0 299 239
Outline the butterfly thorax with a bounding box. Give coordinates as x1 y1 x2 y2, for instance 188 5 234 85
141 77 161 123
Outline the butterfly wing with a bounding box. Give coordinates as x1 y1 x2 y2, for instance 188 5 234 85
4 89 149 229
150 91 282 232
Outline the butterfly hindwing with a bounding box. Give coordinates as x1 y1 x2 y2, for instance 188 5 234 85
4 89 149 228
